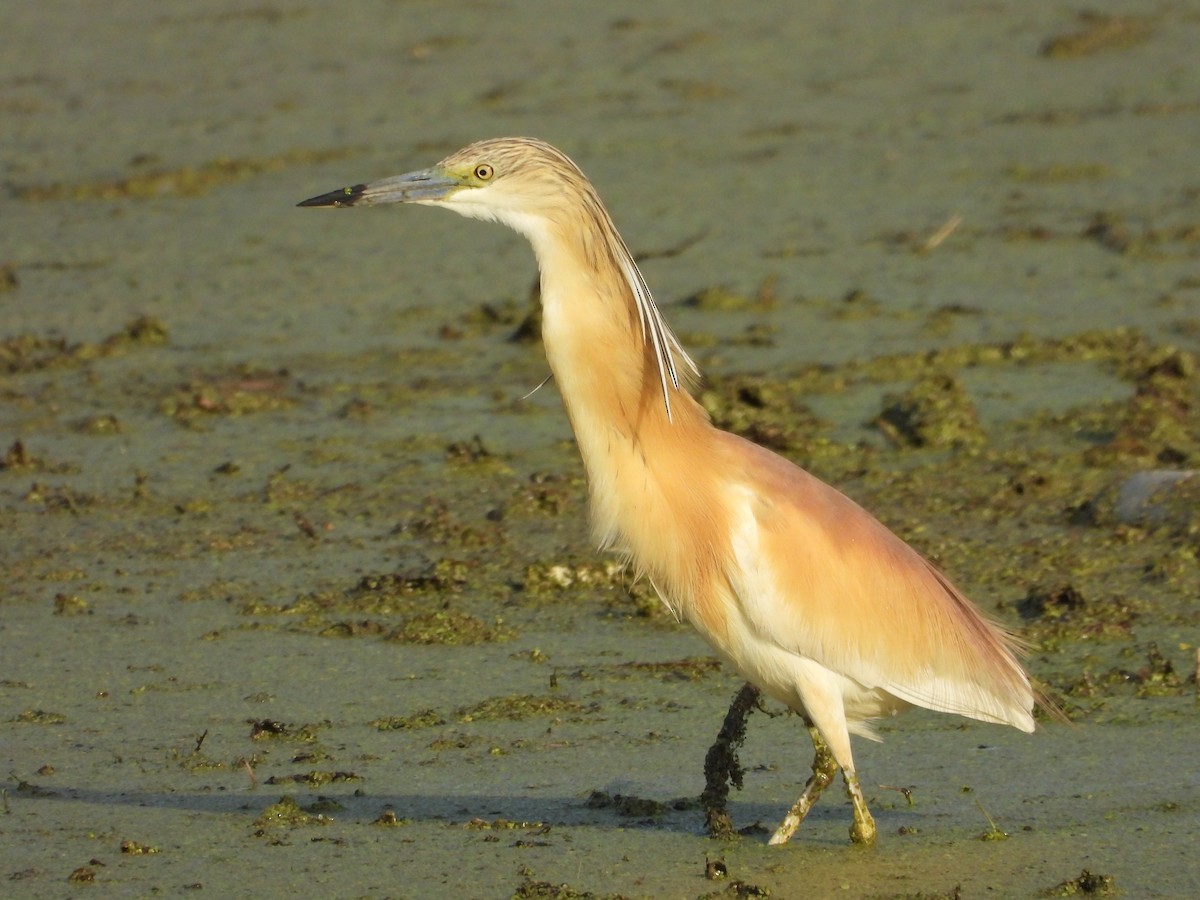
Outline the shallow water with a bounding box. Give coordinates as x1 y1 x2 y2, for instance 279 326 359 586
3 2 1199 897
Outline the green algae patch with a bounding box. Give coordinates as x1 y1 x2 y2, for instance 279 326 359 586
1083 348 1199 466
395 497 505 548
370 810 410 827
831 287 884 322
873 372 986 450
160 367 298 426
683 283 776 313
0 315 167 374
700 374 831 454
512 878 634 899
353 560 470 601
252 795 331 832
119 839 160 856
463 816 547 831
1012 584 1137 650
1057 642 1191 702
1043 868 1117 896
522 560 627 592
1007 163 1114 184
611 657 723 682
1077 211 1200 257
456 694 588 723
237 558 514 643
519 558 668 621
0 439 75 474
562 657 723 683
586 790 679 819
505 471 582 518
172 747 231 774
371 709 446 731
263 770 362 787
243 561 467 617
743 327 1150 401
129 678 222 696
247 719 327 743
10 709 67 725
1040 12 1152 59
427 731 486 752
22 482 96 514
385 610 514 645
52 593 90 616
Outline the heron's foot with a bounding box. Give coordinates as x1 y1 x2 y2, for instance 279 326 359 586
849 807 877 845
845 769 877 846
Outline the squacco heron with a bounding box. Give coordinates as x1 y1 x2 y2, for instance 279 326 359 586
299 137 1037 845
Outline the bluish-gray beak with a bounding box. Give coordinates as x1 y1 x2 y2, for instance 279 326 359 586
298 168 460 208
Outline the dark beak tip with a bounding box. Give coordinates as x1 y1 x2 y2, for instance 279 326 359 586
297 184 368 208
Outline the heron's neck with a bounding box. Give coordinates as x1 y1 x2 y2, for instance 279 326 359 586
530 220 707 442
526 218 725 591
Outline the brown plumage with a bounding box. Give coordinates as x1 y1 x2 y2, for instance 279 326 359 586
299 137 1038 844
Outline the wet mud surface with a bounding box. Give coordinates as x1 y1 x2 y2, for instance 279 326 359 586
3 2 1200 897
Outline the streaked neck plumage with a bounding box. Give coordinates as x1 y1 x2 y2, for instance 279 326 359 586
491 197 726 615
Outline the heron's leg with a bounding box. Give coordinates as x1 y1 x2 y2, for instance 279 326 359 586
843 768 877 845
768 726 838 845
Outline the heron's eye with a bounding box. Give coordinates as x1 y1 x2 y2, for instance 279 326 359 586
474 164 494 181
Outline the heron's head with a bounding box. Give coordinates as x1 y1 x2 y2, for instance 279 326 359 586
298 137 592 238
299 136 699 418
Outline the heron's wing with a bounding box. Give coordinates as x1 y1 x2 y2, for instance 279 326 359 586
718 432 1034 730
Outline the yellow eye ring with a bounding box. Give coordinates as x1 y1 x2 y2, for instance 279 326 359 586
473 163 494 181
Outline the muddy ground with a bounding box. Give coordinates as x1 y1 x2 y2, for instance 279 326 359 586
2 2 1199 898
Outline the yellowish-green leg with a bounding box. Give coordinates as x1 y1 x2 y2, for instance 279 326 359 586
768 726 838 845
843 768 877 845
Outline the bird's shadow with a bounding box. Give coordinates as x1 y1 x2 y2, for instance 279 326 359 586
11 779 849 842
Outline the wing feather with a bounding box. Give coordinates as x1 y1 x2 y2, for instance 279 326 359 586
719 432 1034 731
